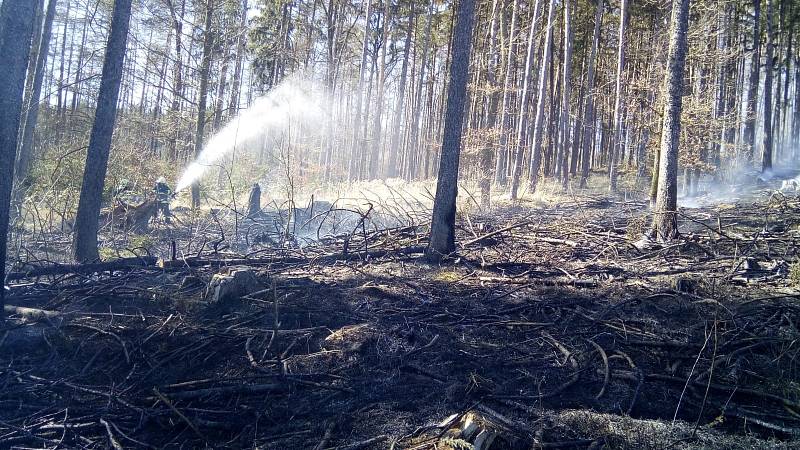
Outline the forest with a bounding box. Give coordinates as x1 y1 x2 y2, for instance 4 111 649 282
1 0 800 447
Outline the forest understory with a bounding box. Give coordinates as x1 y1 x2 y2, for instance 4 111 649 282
1 171 800 449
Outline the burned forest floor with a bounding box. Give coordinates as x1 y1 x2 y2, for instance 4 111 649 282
3 174 800 449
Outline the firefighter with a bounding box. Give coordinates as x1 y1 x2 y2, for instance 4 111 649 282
153 177 173 223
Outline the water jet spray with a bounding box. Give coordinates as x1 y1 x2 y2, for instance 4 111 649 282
175 76 326 193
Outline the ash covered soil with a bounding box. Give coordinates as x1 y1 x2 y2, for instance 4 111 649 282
2 180 800 449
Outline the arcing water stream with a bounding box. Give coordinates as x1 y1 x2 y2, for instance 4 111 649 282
175 76 325 193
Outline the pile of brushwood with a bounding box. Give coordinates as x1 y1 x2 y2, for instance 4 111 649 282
1 189 800 449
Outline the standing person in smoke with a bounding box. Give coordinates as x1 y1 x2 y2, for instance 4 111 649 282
153 177 174 223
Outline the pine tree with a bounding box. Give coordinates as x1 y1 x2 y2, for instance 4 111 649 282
652 0 691 240
0 0 38 319
72 0 134 261
426 0 476 260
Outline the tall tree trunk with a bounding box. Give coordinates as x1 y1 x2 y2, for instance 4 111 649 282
408 0 434 180
0 0 37 321
71 0 133 262
479 0 502 208
559 0 574 190
744 0 761 162
388 2 415 178
526 0 557 194
608 0 629 192
167 0 185 159
213 54 230 131
793 60 800 157
191 0 215 207
370 0 392 178
580 0 603 188
349 0 373 181
426 0 475 261
761 0 774 172
508 0 542 200
21 0 45 119
652 0 690 241
14 0 57 199
56 0 69 118
70 1 90 112
494 0 520 187
228 0 248 118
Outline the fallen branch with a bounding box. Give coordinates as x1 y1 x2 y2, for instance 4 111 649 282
7 256 158 281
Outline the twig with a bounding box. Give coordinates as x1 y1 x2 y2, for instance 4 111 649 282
152 388 207 442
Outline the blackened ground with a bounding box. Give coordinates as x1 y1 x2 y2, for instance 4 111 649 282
2 189 800 449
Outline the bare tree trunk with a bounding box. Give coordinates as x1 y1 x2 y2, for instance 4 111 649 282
526 0 557 194
349 0 373 181
166 0 186 159
580 0 603 188
744 0 761 162
559 0 574 190
427 0 475 261
191 0 215 208
370 0 392 178
608 0 628 192
213 55 230 131
762 0 774 172
388 2 415 178
322 0 342 182
70 1 89 112
494 0 520 187
21 0 45 119
479 0 502 208
14 0 57 199
72 0 133 262
508 0 542 200
794 61 800 156
56 0 69 118
652 0 690 241
408 0 434 180
228 0 248 118
0 0 37 321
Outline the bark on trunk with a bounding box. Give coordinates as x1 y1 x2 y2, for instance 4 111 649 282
0 0 37 321
228 0 249 118
408 0 435 181
652 0 690 241
387 2 415 178
526 0 557 194
559 0 574 190
349 0 373 181
191 0 215 207
167 0 186 159
71 0 133 262
744 0 761 162
494 0 520 187
370 0 392 178
508 0 542 199
426 0 475 261
480 0 502 208
762 0 774 172
14 0 58 199
580 0 603 188
609 0 629 192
